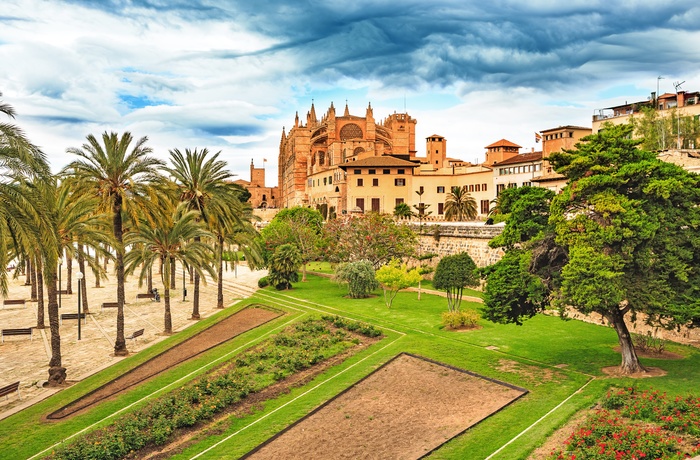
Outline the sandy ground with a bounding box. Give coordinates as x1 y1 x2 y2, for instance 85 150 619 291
0 261 265 420
245 353 527 460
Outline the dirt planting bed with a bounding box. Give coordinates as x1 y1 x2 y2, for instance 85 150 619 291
244 353 528 460
47 306 282 420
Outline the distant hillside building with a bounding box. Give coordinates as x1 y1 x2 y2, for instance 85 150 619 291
234 160 279 209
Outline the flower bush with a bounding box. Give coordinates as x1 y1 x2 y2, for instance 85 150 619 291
48 317 382 460
550 387 700 460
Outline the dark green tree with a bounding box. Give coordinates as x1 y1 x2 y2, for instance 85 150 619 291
267 243 301 290
482 123 700 374
433 252 479 312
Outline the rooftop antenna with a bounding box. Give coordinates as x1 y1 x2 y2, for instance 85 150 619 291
674 80 685 92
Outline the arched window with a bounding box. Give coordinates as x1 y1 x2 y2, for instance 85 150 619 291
340 123 363 140
318 151 325 165
353 147 365 156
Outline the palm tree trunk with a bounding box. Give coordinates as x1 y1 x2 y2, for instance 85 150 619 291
30 259 38 301
113 198 128 356
25 259 32 285
217 235 224 309
191 236 201 320
36 257 45 329
164 257 172 334
46 265 65 385
78 244 89 314
147 265 153 293
66 252 73 294
606 306 645 374
103 244 109 271
94 248 101 288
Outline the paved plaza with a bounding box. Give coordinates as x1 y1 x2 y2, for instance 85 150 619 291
0 262 264 420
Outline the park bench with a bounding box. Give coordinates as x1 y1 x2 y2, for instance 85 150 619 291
126 329 144 342
136 293 155 300
1 328 33 344
2 299 26 308
101 302 119 311
60 312 86 325
58 290 70 295
0 381 20 401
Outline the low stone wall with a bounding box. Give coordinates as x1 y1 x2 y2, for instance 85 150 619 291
409 222 505 268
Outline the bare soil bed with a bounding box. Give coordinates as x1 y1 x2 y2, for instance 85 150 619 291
245 353 528 460
46 306 281 420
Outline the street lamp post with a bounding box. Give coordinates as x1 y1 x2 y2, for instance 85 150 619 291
182 263 187 302
58 262 62 310
77 272 84 340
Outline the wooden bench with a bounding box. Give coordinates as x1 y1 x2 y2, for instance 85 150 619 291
2 299 26 308
101 302 119 311
60 313 86 324
126 329 144 341
136 293 155 300
1 328 33 343
58 290 70 295
0 381 20 400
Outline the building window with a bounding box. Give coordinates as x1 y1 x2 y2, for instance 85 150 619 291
475 184 481 192
394 178 405 186
372 178 379 186
329 176 333 184
496 184 505 195
469 184 474 192
323 177 327 185
354 169 361 174
383 169 391 174
482 183 487 191
357 178 364 187
397 169 405 175
481 200 490 215
356 198 364 212
508 183 517 189
438 203 444 215
369 169 376 175
523 181 532 187
372 198 380 212
437 186 445 193
395 198 404 205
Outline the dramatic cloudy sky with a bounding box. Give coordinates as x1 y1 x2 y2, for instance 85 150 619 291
2 1 700 184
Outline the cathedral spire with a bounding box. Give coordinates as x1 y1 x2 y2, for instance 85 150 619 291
294 112 299 128
344 100 350 116
309 100 317 124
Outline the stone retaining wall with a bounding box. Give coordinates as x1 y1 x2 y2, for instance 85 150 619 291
408 222 505 268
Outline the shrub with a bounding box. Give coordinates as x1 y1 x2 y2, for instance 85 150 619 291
442 310 480 329
257 276 269 288
633 330 667 354
333 260 379 298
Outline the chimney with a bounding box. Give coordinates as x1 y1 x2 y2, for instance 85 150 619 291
678 91 686 107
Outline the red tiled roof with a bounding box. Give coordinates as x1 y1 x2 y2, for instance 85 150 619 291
485 139 521 149
540 125 591 133
337 155 419 169
492 151 542 167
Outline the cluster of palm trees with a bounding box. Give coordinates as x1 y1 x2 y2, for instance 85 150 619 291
1 95 260 385
393 186 478 221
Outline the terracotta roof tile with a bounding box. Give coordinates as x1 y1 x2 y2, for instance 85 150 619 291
337 155 420 169
493 151 542 166
485 139 521 149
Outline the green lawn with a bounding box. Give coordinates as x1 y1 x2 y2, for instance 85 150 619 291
2 274 699 460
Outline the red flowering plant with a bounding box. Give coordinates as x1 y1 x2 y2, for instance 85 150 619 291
549 387 700 460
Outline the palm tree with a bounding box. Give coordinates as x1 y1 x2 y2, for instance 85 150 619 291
124 205 215 334
163 148 242 319
444 186 478 221
64 132 165 356
0 94 49 295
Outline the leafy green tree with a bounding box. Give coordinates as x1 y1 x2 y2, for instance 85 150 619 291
444 185 477 221
393 202 413 218
323 213 417 269
432 252 479 312
483 123 700 374
125 205 215 333
267 243 301 290
488 186 554 249
259 207 322 281
65 131 165 356
631 106 700 151
334 260 379 299
375 259 421 308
